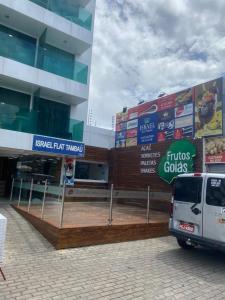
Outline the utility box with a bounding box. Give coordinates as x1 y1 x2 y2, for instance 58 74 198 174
0 214 7 263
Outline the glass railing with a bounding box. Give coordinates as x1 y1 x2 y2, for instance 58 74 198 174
29 0 92 31
0 103 84 142
37 46 88 84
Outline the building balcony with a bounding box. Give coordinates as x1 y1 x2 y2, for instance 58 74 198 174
0 0 93 55
29 0 92 31
0 103 84 142
0 24 89 85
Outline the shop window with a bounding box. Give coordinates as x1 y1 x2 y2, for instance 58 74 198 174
75 161 108 182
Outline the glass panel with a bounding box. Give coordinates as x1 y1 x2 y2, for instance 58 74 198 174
11 180 21 204
0 88 84 141
0 24 36 66
30 0 92 31
37 45 88 84
34 97 71 139
30 0 48 8
69 119 84 142
75 162 108 181
19 180 32 210
42 183 63 226
74 61 88 84
37 44 74 80
174 177 202 203
206 178 225 206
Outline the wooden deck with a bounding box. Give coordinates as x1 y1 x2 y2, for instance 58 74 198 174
12 202 169 250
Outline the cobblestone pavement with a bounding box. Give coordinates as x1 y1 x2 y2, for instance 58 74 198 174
1 202 225 300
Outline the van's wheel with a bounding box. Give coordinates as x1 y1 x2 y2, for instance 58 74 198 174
177 238 195 250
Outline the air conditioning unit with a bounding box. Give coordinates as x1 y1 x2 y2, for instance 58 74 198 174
0 214 7 264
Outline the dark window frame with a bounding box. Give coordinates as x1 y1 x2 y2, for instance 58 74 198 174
174 177 203 204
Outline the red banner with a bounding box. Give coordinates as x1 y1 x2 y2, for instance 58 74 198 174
128 101 158 120
205 154 225 163
157 94 176 111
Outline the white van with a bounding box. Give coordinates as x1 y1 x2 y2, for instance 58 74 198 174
169 173 225 250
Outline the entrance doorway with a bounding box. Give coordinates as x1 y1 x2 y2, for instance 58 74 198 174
0 157 17 198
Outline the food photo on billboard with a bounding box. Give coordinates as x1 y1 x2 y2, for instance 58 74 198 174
194 78 223 137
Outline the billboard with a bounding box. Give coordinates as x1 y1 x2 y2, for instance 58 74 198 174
194 78 223 137
205 137 225 163
114 77 223 148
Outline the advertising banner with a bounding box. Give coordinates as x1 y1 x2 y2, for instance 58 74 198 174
128 101 158 120
175 114 193 129
126 128 137 138
158 108 174 122
32 135 85 157
175 88 193 107
174 126 193 140
127 118 138 130
115 130 126 140
137 114 158 144
116 122 127 132
175 103 193 118
157 140 196 184
157 94 176 111
116 112 128 124
205 137 225 163
157 130 174 142
115 139 126 148
194 78 223 137
126 137 137 147
64 158 75 185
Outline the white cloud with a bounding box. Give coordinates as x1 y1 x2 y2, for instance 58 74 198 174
89 0 225 129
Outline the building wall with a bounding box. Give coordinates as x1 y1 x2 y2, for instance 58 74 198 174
109 139 203 192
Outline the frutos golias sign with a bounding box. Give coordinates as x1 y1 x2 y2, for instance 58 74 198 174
157 140 196 184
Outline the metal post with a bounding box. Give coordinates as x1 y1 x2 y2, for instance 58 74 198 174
17 178 23 207
59 181 66 228
28 178 34 212
146 186 150 224
41 179 48 220
108 184 113 225
9 177 14 203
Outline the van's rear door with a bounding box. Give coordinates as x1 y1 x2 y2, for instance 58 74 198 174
172 176 203 237
203 176 225 243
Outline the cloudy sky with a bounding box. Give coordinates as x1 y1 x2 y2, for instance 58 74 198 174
88 0 225 129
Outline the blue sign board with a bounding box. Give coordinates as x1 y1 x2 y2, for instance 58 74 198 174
32 135 85 157
137 114 158 144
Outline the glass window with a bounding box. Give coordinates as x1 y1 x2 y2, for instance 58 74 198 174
206 178 225 206
174 177 202 203
34 97 70 139
75 162 108 181
0 24 36 66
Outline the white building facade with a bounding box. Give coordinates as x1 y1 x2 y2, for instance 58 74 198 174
0 0 115 194
0 0 96 152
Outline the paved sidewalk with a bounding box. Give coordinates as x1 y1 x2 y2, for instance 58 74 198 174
1 202 225 300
